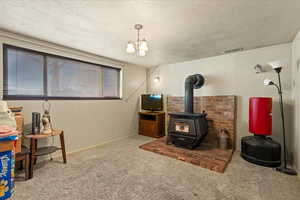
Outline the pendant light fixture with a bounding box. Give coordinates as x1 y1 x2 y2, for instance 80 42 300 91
126 24 149 56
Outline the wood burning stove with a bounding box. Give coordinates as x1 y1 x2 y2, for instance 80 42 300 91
168 112 208 149
167 74 208 149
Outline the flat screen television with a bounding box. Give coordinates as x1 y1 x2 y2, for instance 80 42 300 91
141 94 163 111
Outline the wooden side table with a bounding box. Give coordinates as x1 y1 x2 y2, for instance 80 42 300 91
25 130 67 179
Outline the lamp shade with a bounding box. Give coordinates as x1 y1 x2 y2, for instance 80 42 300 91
268 60 287 69
138 49 146 56
153 76 160 83
140 39 148 51
126 42 135 53
264 79 272 86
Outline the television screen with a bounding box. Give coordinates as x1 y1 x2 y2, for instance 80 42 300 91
141 94 163 111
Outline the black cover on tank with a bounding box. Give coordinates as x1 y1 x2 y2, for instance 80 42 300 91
241 135 281 167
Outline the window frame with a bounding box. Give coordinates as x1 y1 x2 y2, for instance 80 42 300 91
3 44 122 100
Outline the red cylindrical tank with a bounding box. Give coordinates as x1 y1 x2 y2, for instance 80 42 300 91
249 97 272 135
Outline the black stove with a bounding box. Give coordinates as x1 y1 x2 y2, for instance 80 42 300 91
167 74 208 149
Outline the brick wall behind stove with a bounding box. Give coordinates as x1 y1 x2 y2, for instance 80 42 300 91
167 96 237 149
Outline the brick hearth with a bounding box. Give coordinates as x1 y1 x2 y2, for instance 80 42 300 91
140 137 234 173
139 95 237 173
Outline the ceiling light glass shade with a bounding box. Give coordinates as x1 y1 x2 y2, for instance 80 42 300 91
138 49 146 56
126 42 135 53
140 39 148 51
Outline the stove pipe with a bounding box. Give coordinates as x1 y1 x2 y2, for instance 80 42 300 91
184 74 205 113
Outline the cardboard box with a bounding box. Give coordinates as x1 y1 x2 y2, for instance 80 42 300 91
14 113 24 154
0 141 14 153
14 113 24 133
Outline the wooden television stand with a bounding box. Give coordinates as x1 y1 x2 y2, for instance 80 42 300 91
139 111 165 138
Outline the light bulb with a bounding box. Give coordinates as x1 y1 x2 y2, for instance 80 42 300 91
140 39 148 51
126 42 135 53
138 49 146 56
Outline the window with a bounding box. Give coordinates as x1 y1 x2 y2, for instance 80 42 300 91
3 45 121 100
6 48 44 96
47 56 104 98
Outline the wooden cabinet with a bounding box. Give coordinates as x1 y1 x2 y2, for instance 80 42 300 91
139 112 165 138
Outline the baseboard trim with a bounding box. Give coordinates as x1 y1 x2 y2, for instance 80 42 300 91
51 134 135 159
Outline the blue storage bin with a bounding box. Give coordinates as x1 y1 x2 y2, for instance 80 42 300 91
0 135 16 200
0 150 13 200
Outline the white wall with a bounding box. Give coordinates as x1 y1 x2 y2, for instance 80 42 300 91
148 44 294 155
0 30 147 153
292 31 300 171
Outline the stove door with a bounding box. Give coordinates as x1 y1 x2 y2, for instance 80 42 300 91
168 118 196 136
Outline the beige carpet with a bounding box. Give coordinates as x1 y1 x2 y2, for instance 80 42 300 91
14 135 300 200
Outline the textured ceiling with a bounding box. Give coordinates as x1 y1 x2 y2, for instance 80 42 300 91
1 0 300 67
